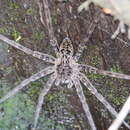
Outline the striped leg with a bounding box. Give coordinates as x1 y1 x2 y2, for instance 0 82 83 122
73 78 97 130
74 42 86 62
50 38 60 57
0 34 56 63
79 64 130 80
78 72 130 129
74 21 97 62
33 73 56 130
0 66 54 104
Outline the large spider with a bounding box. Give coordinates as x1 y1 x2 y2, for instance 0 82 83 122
0 0 130 130
0 34 130 130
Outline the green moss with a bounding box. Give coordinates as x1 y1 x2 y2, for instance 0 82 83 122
87 73 104 81
46 90 66 103
7 12 18 22
0 79 68 129
26 8 33 15
0 93 35 129
0 27 8 34
28 80 43 99
110 65 122 73
105 79 129 107
90 55 100 66
51 15 57 25
39 118 66 130
32 31 44 41
8 1 20 9
12 26 22 42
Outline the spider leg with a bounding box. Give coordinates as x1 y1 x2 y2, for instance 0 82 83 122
50 38 60 57
0 34 56 64
33 73 56 130
78 72 130 129
73 78 97 130
79 64 130 80
74 42 86 62
67 80 73 88
55 77 61 86
74 21 97 62
0 66 54 104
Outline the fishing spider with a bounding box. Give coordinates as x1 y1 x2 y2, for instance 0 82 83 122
0 34 130 130
0 0 130 130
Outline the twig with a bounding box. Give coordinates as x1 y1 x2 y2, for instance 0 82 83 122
111 21 126 39
42 0 55 40
37 0 46 27
108 94 130 130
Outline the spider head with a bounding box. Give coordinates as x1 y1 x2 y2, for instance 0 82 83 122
59 37 74 56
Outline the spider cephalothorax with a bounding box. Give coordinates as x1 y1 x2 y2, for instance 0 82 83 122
59 37 74 57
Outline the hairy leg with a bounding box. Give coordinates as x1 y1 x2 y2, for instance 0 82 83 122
78 72 130 129
0 34 56 63
74 21 97 62
0 66 54 104
73 78 96 130
33 73 56 130
79 64 130 80
67 80 73 88
50 38 60 57
74 42 86 62
55 77 61 86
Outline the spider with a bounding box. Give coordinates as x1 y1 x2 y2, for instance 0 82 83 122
0 33 130 130
0 0 130 130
